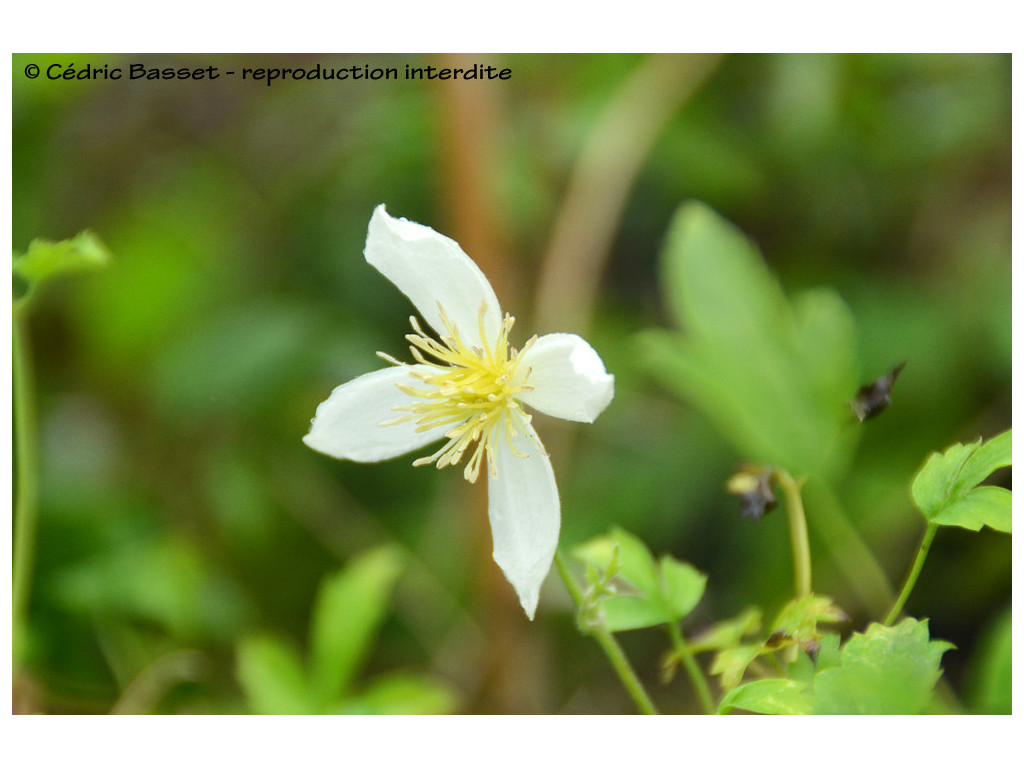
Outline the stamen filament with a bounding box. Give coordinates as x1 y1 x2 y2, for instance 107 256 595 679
374 300 540 482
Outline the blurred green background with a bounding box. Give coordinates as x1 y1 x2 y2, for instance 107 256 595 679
12 53 1011 714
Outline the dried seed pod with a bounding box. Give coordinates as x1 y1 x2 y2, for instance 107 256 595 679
851 362 906 422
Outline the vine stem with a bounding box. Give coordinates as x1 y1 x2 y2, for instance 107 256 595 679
775 470 812 598
884 523 938 626
13 314 40 664
666 622 715 714
553 550 659 715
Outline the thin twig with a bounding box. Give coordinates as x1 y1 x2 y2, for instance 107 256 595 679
535 53 722 336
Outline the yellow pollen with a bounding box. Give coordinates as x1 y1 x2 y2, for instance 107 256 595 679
377 301 539 483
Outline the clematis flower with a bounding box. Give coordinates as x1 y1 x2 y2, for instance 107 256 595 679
304 205 615 619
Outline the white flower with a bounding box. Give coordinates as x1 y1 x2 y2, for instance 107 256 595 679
304 205 615 619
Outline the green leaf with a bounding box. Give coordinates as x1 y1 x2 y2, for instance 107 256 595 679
810 619 954 714
659 555 708 621
930 486 1010 531
13 230 110 309
956 429 1011 491
308 545 405 706
788 632 841 683
689 606 762 653
708 596 845 691
709 644 763 692
911 430 1011 533
718 619 952 714
572 528 706 632
642 201 860 480
770 593 848 652
338 673 459 715
236 634 314 715
718 678 812 715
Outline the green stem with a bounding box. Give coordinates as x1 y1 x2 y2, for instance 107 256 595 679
13 314 40 665
884 523 938 626
666 622 715 714
553 550 659 715
775 470 812 598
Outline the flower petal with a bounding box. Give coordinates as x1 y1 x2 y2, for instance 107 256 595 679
364 205 503 349
303 365 450 462
513 333 615 423
487 421 560 620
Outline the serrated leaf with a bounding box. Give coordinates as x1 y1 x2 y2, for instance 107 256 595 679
718 678 812 715
956 429 1011 492
236 634 313 715
911 430 1011 533
810 618 954 714
930 486 1011 532
643 201 859 480
308 545 405 706
572 528 706 632
719 620 951 714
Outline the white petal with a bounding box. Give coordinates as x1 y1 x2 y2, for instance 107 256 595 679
487 420 560 620
513 333 615 423
364 205 503 349
303 365 450 462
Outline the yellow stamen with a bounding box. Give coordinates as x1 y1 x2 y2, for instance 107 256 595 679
377 300 537 483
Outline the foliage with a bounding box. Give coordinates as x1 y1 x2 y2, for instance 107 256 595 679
236 546 457 715
641 201 860 482
573 527 706 633
911 430 1011 533
719 619 953 715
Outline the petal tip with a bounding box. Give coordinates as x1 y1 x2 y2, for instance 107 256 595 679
520 595 538 621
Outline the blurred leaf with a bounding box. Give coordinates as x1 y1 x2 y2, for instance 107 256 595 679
13 230 110 310
50 535 250 643
659 556 707 620
236 634 313 715
338 673 459 715
720 618 952 714
770 593 848 653
709 596 845 690
72 163 245 371
689 606 762 652
911 430 1011 532
709 645 762 692
641 201 860 480
308 546 405 706
152 300 317 426
718 678 812 715
966 606 1011 714
573 528 706 632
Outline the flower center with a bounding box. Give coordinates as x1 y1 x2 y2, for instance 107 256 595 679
378 301 538 483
